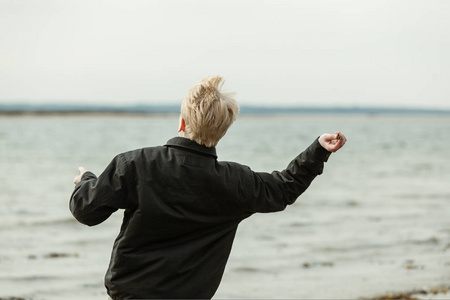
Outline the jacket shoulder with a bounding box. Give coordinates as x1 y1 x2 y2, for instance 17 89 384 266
218 160 252 173
120 145 166 161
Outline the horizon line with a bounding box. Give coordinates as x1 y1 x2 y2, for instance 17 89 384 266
1 103 449 115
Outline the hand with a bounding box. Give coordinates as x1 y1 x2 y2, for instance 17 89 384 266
73 167 88 185
319 132 347 153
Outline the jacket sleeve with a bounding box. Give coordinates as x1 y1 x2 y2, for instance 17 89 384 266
244 138 331 213
69 153 133 226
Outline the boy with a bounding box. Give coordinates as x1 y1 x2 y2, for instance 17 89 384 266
70 76 346 299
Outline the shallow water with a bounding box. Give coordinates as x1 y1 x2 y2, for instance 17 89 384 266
0 114 449 299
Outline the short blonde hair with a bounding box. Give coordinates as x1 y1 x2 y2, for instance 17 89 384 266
181 76 238 147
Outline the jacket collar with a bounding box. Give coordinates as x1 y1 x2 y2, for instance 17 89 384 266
165 137 218 159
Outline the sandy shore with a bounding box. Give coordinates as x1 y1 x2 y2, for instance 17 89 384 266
366 286 449 300
1 286 449 300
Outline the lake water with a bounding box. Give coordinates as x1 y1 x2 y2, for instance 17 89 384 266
1 114 449 299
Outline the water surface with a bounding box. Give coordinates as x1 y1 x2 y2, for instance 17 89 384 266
1 114 449 299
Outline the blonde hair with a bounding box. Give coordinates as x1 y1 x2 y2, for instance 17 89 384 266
181 76 238 147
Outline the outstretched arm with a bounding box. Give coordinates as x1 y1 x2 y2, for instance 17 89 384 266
244 132 346 213
70 154 132 226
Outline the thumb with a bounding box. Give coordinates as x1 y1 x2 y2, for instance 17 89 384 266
74 167 87 185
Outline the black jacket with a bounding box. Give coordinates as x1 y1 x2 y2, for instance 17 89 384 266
70 137 331 299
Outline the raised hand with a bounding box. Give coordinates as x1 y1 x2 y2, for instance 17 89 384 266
73 166 88 185
318 132 347 153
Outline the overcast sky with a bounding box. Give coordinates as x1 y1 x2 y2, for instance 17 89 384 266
1 0 449 108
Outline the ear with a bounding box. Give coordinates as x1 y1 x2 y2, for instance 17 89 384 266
178 117 185 132
221 129 227 138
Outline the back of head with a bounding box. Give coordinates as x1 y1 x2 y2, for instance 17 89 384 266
181 76 239 147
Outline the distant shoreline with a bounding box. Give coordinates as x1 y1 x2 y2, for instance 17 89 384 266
0 111 179 117
1 104 449 116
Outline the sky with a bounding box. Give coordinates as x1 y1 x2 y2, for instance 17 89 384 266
1 0 449 109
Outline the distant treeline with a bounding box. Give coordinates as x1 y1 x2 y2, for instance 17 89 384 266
1 103 449 115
